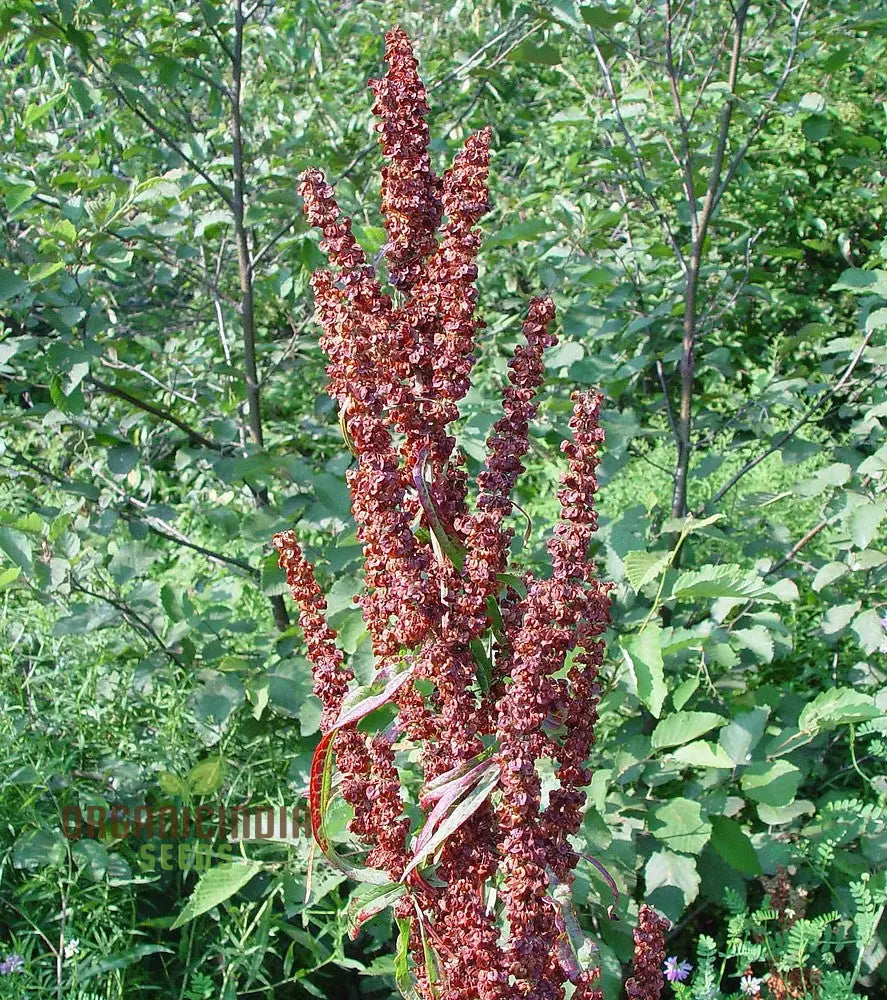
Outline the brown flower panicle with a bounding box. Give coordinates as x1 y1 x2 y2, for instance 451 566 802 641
271 25 660 1000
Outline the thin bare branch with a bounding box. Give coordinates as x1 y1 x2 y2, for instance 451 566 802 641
706 328 875 509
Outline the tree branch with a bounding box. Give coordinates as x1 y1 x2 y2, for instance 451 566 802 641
588 29 688 273
706 328 875 509
89 376 225 452
229 0 289 631
70 576 182 666
671 0 750 519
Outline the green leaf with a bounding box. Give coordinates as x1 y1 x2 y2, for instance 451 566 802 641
28 260 65 282
671 740 734 769
188 756 225 795
622 624 666 718
0 526 32 572
158 772 189 797
5 183 36 212
852 610 887 655
581 4 629 29
0 566 22 589
650 798 711 853
740 760 802 807
795 462 851 498
170 860 262 928
107 444 139 477
509 40 561 65
266 659 314 722
812 562 847 592
260 551 287 596
644 850 700 919
0 269 27 302
822 601 860 635
77 944 173 982
798 688 881 732
623 550 671 591
719 708 769 765
13 829 66 869
831 268 887 294
395 917 420 1000
651 711 726 749
671 564 771 601
732 626 774 663
850 499 886 549
709 815 761 875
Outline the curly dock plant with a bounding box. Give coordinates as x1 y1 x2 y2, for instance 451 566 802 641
273 26 652 1000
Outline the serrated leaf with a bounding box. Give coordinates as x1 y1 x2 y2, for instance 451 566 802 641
798 688 881 732
651 711 726 749
671 564 771 601
650 798 711 853
623 550 671 591
622 624 666 718
170 861 262 928
671 740 734 768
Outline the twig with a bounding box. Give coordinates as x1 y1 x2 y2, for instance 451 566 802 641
707 329 875 509
70 577 182 665
588 28 688 273
89 376 224 452
656 359 680 444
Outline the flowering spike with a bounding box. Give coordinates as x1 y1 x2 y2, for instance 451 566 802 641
272 531 351 730
626 906 670 1000
281 26 631 1000
369 26 443 291
549 391 607 582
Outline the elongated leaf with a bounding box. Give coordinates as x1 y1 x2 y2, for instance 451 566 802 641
347 882 406 938
333 662 415 730
622 624 666 718
413 448 465 570
395 916 420 1000
308 730 391 886
403 767 500 879
170 861 262 928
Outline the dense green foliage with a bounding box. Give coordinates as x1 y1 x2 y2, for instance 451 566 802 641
1 1 885 997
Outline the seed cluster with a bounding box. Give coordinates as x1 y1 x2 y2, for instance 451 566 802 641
273 26 661 999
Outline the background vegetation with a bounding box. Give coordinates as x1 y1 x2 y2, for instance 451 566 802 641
0 0 885 997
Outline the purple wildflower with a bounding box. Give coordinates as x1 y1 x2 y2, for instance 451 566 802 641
0 953 25 974
663 956 693 983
